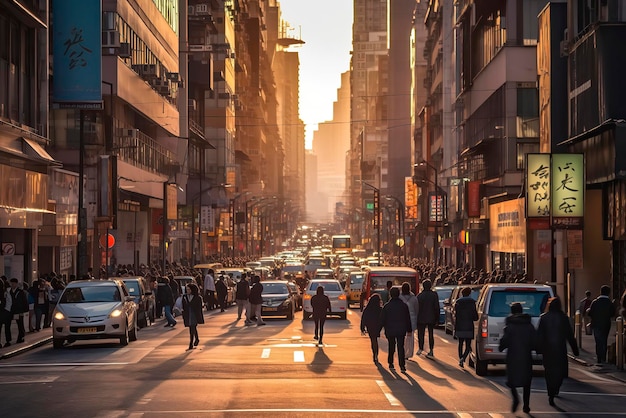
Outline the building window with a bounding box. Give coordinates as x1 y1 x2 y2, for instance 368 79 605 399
517 88 539 138
516 142 539 170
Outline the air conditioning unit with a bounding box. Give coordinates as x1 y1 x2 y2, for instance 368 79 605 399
118 42 131 58
196 4 210 15
231 94 239 101
158 85 171 96
131 64 144 76
229 52 236 59
102 30 120 48
151 78 171 88
142 64 160 79
188 99 197 110
166 72 180 82
119 128 138 138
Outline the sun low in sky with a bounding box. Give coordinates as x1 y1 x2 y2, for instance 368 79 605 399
278 0 353 149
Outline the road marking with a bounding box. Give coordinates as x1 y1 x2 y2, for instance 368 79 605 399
131 409 626 415
575 367 620 383
261 348 271 358
534 390 626 398
457 414 473 418
0 362 130 368
269 343 337 348
0 376 59 384
489 414 506 418
293 351 305 362
376 380 401 406
437 336 451 344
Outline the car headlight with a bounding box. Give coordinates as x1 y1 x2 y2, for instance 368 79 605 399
109 309 123 318
54 311 66 320
281 299 290 306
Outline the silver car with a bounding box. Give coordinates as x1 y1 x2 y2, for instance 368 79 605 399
52 280 138 348
470 283 553 376
302 279 348 320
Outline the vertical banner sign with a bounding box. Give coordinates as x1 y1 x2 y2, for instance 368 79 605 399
551 154 584 228
200 206 214 232
526 153 551 217
405 177 418 220
467 181 481 218
428 192 444 225
166 184 178 220
52 0 102 108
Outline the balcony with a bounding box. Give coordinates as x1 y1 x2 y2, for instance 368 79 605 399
113 129 177 176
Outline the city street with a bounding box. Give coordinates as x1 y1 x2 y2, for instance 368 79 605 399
0 306 624 417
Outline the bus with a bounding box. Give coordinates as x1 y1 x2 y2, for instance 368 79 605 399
331 234 351 254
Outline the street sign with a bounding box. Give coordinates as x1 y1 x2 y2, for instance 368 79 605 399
99 233 115 249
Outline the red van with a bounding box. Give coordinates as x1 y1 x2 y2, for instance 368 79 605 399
360 266 420 310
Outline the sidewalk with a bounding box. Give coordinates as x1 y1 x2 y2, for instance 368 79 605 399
569 320 626 383
0 314 53 360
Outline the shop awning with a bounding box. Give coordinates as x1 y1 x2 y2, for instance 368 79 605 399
22 137 62 165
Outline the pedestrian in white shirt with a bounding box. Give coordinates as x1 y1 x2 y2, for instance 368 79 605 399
203 269 217 311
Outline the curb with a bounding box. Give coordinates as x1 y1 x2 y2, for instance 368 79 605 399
0 337 52 360
568 353 626 384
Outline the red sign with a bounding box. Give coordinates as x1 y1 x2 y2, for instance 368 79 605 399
99 233 115 249
467 181 481 218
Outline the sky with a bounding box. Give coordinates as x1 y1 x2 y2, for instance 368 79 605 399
278 1 354 149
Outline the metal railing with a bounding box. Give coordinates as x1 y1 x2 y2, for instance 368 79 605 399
113 130 177 175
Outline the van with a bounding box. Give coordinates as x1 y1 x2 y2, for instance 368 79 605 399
360 266 420 310
470 283 554 376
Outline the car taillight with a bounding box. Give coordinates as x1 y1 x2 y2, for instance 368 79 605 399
481 318 488 338
303 294 312 300
338 294 347 300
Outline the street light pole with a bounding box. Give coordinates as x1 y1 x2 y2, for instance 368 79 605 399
415 161 439 265
191 183 230 265
385 195 406 262
360 181 381 265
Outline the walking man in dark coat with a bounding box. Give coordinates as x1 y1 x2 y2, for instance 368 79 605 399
454 286 478 368
380 287 412 372
587 285 616 364
361 293 383 363
246 276 266 326
215 276 228 312
416 279 439 357
311 285 331 345
499 302 537 414
537 297 579 407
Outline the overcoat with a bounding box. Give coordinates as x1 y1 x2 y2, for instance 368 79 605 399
499 313 537 388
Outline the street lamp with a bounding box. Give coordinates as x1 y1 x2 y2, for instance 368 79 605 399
385 195 406 261
191 183 230 265
414 160 440 265
360 181 381 266
245 196 276 256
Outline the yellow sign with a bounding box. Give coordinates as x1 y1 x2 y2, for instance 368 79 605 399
551 154 584 218
405 177 418 220
526 154 551 217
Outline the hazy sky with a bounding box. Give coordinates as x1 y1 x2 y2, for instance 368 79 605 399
278 1 353 149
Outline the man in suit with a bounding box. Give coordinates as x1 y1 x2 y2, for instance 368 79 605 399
587 285 616 364
380 287 412 372
8 278 28 344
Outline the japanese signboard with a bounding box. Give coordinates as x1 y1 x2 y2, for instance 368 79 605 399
52 0 102 108
467 181 481 218
405 177 418 220
526 154 551 218
551 154 584 228
428 192 445 225
489 198 527 253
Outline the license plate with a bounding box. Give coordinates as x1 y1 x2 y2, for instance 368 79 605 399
264 307 277 311
77 327 97 333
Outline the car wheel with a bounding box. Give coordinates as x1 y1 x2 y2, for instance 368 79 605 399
129 319 138 342
120 324 129 346
475 353 488 376
139 312 148 329
287 305 294 320
53 338 64 349
340 312 347 320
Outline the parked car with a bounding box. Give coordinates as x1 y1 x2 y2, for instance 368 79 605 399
313 268 335 280
469 283 554 376
303 279 348 320
52 279 138 348
443 284 483 335
432 285 457 326
286 281 302 311
172 276 196 296
121 276 155 328
260 280 296 320
345 271 365 307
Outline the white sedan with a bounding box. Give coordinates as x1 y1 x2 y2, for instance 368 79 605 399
302 279 348 320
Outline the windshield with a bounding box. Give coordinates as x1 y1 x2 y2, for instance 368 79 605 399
350 275 364 285
488 290 551 317
122 281 141 296
262 283 289 294
60 286 122 303
309 281 342 292
370 275 416 290
434 288 454 303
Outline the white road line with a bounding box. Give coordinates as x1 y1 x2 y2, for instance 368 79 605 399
376 380 401 406
0 362 130 368
457 413 473 418
437 336 451 344
575 367 620 383
261 348 271 358
293 351 305 362
0 376 59 384
489 414 506 418
131 409 626 415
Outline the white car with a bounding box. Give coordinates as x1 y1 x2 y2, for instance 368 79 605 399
302 279 348 320
52 280 138 348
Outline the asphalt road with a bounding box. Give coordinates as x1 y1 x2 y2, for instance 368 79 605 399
0 305 625 418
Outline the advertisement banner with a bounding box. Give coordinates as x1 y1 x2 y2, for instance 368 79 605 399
526 153 551 217
52 0 102 107
551 154 584 228
467 181 481 218
489 198 526 253
405 177 418 220
428 192 445 225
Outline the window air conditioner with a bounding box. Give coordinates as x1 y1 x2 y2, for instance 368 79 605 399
102 30 120 48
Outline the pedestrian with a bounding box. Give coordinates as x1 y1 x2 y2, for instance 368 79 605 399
235 276 250 320
587 285 616 364
182 283 204 350
215 275 228 312
499 302 536 414
204 269 217 311
47 278 64 328
578 290 592 334
454 286 478 368
416 279 439 358
157 277 177 327
0 280 11 347
380 287 412 372
311 285 331 345
8 278 28 344
381 280 393 304
399 282 419 359
537 296 579 407
32 279 51 331
246 276 266 326
360 293 383 363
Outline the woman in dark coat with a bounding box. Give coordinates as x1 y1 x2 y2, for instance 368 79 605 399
499 302 537 414
537 297 579 406
454 287 478 367
182 283 204 350
311 285 331 345
360 293 383 363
